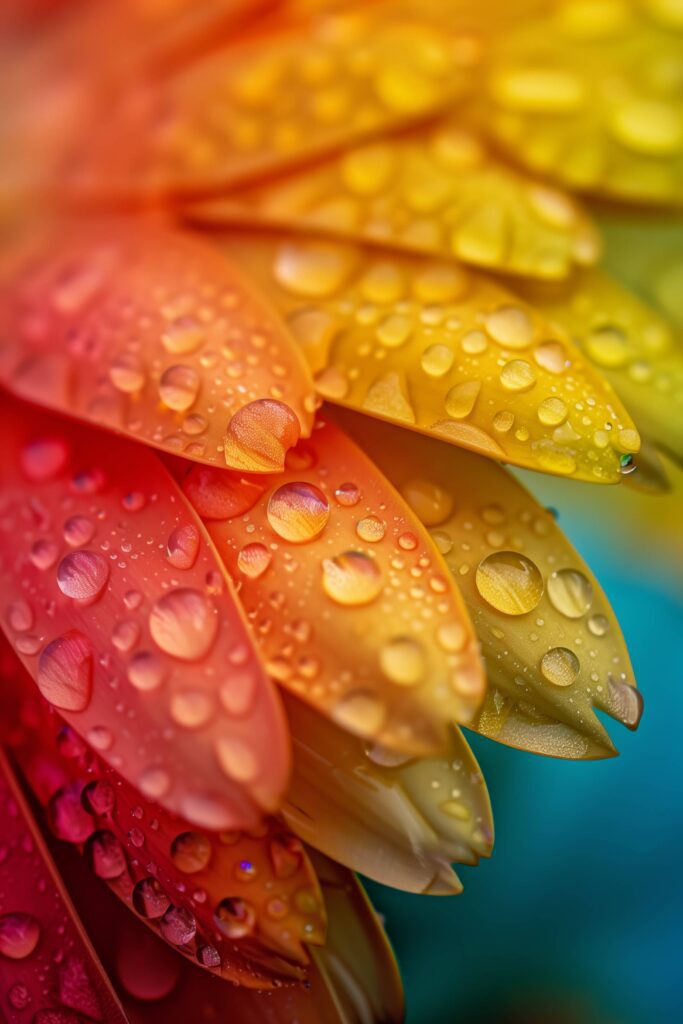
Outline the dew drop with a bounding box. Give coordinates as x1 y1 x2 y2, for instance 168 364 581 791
267 481 330 542
224 399 300 471
132 877 171 919
160 906 196 946
356 516 386 543
537 396 568 426
274 242 353 297
38 631 92 711
485 306 535 349
379 637 427 686
475 551 544 615
588 613 609 637
6 599 33 633
269 834 303 879
63 515 95 547
400 477 453 526
159 365 200 412
56 550 109 601
237 542 272 578
170 689 213 728
85 829 127 878
149 589 217 661
166 523 200 570
214 897 256 939
109 352 146 393
0 912 41 960
547 568 593 618
127 651 165 691
322 551 383 606
162 316 205 355
335 482 360 506
540 647 580 687
215 737 258 782
171 832 212 874
30 538 59 570
421 343 455 377
48 783 94 843
500 359 537 392
332 690 386 736
81 780 115 816
445 380 481 419
21 437 68 482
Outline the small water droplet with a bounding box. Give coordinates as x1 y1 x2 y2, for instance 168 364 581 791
237 542 272 578
56 550 109 601
214 897 255 939
0 912 41 960
224 399 300 471
171 832 212 874
86 829 127 878
166 523 200 570
356 516 386 542
547 568 593 618
540 647 580 687
159 365 200 412
38 631 92 711
149 589 217 661
133 877 171 919
267 482 330 542
475 551 544 615
335 482 360 506
379 637 427 686
322 551 383 606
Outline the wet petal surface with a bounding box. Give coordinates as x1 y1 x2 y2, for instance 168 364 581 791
214 229 640 482
183 416 485 754
0 220 315 469
0 397 290 829
336 410 642 759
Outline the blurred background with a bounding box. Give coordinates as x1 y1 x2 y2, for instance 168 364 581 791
369 465 683 1024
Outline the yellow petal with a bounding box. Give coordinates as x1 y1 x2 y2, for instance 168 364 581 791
0 219 316 470
284 693 493 893
477 0 683 205
186 120 600 280
310 853 405 1024
514 268 683 463
335 409 642 759
183 416 485 754
214 229 640 482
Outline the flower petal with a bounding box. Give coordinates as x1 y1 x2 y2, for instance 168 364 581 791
211 229 640 482
3 643 325 986
64 10 479 201
0 397 290 829
310 852 405 1024
477 0 683 205
335 409 642 759
0 220 316 470
283 692 493 893
514 268 683 464
0 736 128 1023
182 415 485 754
187 121 600 279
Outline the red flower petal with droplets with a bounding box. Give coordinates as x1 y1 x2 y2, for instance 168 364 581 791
0 396 290 831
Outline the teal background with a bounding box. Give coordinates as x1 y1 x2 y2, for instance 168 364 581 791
368 471 683 1024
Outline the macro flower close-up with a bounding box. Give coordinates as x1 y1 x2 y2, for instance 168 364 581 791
0 1 681 1021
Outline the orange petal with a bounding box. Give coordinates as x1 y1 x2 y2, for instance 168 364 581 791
0 396 290 829
0 220 316 470
335 409 642 759
310 852 405 1024
182 414 485 754
513 268 683 464
0 739 128 1022
62 10 480 201
209 229 640 482
187 120 600 280
476 0 683 205
284 692 493 893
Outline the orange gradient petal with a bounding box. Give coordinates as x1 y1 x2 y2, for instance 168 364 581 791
182 415 485 754
0 220 316 470
0 396 290 829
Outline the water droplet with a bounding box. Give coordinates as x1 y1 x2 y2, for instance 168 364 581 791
475 551 544 615
322 551 383 605
224 399 300 471
540 647 580 687
445 380 481 419
376 313 412 348
197 945 221 968
269 834 302 879
30 538 59 570
0 912 41 959
21 437 68 482
149 589 217 661
48 783 94 842
588 613 609 637
122 491 146 512
335 482 360 506
8 983 30 1009
534 340 567 373
274 242 353 297
215 737 258 782
56 550 109 601
380 637 427 686
171 832 212 873
170 689 213 728
81 780 115 816
485 306 534 349
6 599 33 633
133 877 171 919
162 316 205 355
436 622 466 652
109 352 146 393
237 542 272 578
160 906 196 946
63 515 95 547
127 651 165 691
500 359 537 392
214 898 256 939
537 397 568 426
421 343 455 377
166 523 200 570
87 725 113 751
159 365 200 412
86 829 127 878
38 631 92 711
400 477 453 526
332 690 386 735
547 568 593 618
267 482 330 542
356 516 386 542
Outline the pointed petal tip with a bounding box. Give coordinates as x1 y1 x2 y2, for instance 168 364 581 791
425 862 463 896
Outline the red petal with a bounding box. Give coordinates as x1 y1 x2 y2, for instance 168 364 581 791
0 396 290 830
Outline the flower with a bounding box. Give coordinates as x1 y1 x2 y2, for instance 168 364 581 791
0 0 679 1019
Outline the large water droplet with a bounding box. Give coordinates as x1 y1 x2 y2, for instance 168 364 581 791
63 515 95 547
224 399 300 471
166 523 200 570
322 551 383 605
48 783 94 842
38 631 93 711
475 551 544 615
160 906 197 946
267 482 330 542
86 829 127 878
159 365 200 411
547 568 593 618
236 543 272 578
56 550 109 601
127 651 165 691
0 913 41 960
149 589 217 661
540 647 580 687
214 897 256 939
81 780 115 816
171 832 212 874
133 877 171 919
485 306 534 349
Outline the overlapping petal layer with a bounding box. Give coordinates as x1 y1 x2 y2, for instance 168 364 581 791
0 740 128 1023
182 416 485 753
476 0 683 205
335 409 642 758
0 397 290 830
284 692 493 893
2 649 325 987
513 268 683 463
211 229 640 481
188 121 600 279
0 220 316 469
